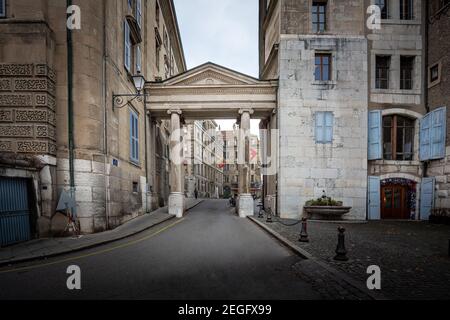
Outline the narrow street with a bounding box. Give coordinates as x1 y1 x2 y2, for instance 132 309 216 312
0 200 320 300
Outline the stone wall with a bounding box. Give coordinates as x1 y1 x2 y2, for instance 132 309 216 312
427 5 450 209
277 36 369 220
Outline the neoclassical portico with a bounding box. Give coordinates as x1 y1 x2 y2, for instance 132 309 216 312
145 62 278 217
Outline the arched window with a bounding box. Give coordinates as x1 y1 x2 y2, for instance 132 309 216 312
383 115 414 160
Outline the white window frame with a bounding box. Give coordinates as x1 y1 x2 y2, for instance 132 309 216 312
124 20 132 72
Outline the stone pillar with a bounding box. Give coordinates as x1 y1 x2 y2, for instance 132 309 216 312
168 109 185 218
147 115 159 211
238 109 254 218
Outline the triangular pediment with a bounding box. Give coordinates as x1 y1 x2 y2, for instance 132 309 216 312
162 62 261 86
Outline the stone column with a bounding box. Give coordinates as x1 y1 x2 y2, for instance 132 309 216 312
168 109 185 218
237 109 254 218
148 115 159 211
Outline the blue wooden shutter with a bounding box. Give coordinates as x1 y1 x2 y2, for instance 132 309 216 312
420 107 447 161
0 0 6 17
430 107 446 159
136 0 142 28
368 176 381 220
419 112 431 160
324 112 334 143
420 177 435 220
130 111 139 163
368 110 382 160
315 112 325 143
315 112 333 143
124 21 131 71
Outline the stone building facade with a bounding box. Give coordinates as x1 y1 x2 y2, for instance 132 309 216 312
184 120 224 199
426 1 450 213
222 128 262 199
259 0 440 221
0 0 185 244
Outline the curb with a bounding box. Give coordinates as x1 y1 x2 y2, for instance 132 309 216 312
0 200 204 268
248 216 387 301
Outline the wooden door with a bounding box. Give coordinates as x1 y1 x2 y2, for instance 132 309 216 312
381 185 410 219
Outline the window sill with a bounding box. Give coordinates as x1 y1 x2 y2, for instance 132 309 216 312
371 88 421 95
372 160 420 166
380 19 421 25
312 81 336 87
130 160 141 168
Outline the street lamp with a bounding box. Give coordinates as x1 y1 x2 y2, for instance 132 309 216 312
112 71 147 109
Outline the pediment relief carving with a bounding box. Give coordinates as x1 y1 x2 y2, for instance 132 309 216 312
173 70 249 86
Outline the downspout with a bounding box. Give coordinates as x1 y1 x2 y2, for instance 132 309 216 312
67 0 75 196
423 1 429 178
102 0 110 229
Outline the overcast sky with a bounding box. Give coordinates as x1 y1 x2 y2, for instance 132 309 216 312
173 0 261 134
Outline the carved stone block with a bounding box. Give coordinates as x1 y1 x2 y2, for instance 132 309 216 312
0 94 33 107
15 110 48 122
0 110 13 122
0 141 13 152
0 79 12 91
0 125 34 138
16 141 47 153
0 64 34 77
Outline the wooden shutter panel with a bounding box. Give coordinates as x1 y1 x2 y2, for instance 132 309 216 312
368 110 382 160
420 177 435 220
368 176 381 220
324 112 333 143
0 0 5 17
315 112 325 143
420 112 431 161
430 107 446 160
124 21 131 71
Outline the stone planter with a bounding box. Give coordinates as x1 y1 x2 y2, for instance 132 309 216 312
304 206 352 220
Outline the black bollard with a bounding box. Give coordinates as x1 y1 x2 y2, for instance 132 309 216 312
299 218 309 243
258 204 264 219
334 226 349 261
266 208 273 223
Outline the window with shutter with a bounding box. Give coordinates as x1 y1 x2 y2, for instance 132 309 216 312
368 111 382 160
136 0 142 28
0 0 5 17
130 110 139 163
315 112 333 144
420 107 446 161
124 21 131 71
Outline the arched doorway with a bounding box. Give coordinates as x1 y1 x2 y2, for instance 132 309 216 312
381 178 417 219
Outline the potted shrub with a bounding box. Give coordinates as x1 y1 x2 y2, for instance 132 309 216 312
304 191 351 220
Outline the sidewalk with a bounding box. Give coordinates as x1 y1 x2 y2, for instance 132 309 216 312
0 199 203 267
249 214 450 300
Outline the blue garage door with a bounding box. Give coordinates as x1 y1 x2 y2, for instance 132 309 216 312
0 178 32 247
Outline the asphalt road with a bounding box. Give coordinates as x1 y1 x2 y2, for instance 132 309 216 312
0 200 320 300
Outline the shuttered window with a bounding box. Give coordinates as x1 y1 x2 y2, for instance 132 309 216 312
136 0 142 28
124 20 132 71
368 111 383 160
420 107 447 161
315 112 334 144
0 0 6 18
130 110 139 163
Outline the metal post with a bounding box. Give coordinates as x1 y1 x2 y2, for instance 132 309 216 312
266 207 273 223
334 226 349 261
299 218 309 243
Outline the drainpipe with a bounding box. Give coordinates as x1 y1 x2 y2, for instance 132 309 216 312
102 0 110 229
423 1 429 178
67 0 75 196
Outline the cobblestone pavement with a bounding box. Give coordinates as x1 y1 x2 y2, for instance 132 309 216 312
255 216 450 300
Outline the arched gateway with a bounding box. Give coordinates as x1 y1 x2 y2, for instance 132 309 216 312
145 62 278 218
